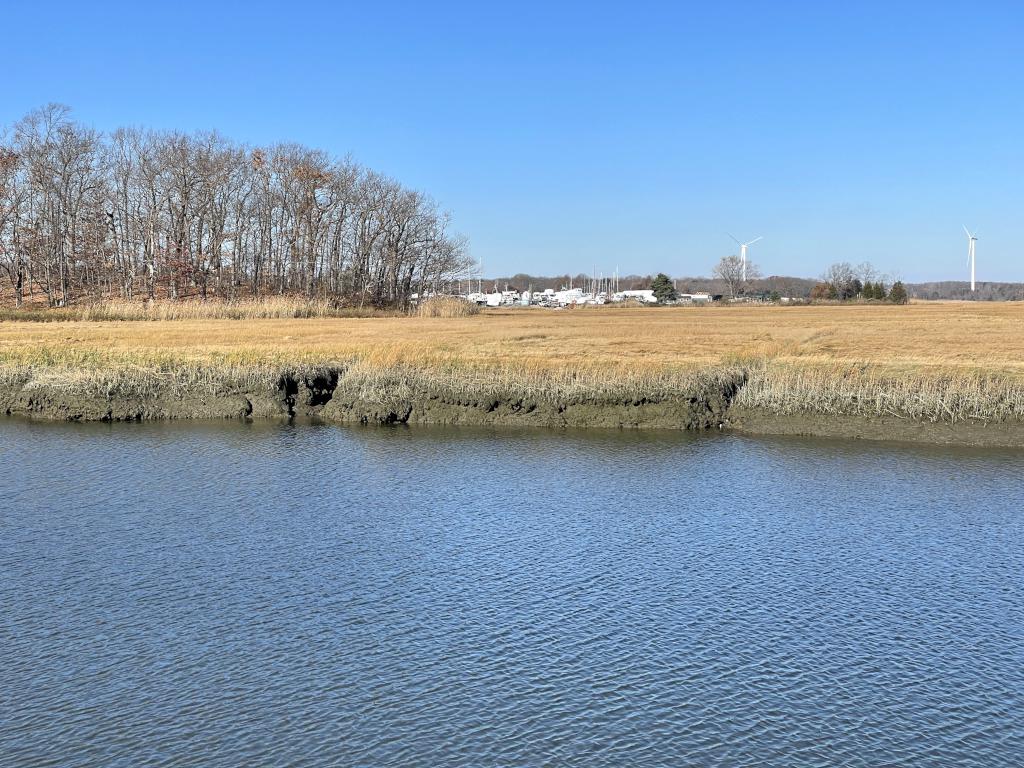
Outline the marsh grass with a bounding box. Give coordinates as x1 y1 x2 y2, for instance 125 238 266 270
0 344 738 407
0 347 338 399
3 345 1023 424
0 297 401 322
339 357 744 407
415 296 480 318
738 362 1024 423
3 303 1024 424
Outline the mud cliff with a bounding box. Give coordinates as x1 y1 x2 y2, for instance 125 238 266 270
3 361 1024 447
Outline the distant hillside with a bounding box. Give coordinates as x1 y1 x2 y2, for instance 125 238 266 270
906 282 1024 301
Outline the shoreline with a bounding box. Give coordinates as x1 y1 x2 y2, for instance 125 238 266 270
725 407 1024 448
4 362 1024 447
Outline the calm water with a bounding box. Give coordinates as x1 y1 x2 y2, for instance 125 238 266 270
1 419 1023 767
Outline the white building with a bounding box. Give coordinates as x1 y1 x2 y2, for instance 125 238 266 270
612 289 658 304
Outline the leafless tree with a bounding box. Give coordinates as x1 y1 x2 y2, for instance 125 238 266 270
713 254 761 297
0 105 471 308
823 262 860 300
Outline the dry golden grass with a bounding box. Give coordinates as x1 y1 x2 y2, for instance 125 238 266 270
415 296 481 318
0 297 399 322
3 302 1024 422
2 302 1022 372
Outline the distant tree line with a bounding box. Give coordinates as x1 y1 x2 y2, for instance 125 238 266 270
907 281 1024 302
0 105 470 307
475 269 1024 304
808 262 908 304
488 271 820 298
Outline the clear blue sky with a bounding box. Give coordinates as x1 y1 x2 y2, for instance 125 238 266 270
4 1 1022 281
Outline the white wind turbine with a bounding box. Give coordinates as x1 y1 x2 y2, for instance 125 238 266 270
963 226 978 292
728 234 762 281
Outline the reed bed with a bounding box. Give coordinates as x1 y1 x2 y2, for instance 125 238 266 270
0 297 401 322
3 303 1024 428
6 303 1024 374
415 296 480 318
737 362 1024 423
0 347 336 399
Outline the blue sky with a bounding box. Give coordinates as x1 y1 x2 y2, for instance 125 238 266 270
4 1 1022 281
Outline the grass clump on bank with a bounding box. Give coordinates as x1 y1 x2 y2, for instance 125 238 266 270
415 296 481 318
736 362 1024 424
0 347 335 400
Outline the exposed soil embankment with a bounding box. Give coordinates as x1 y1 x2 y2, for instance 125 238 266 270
319 368 743 430
0 363 745 431
3 359 1024 446
725 407 1024 448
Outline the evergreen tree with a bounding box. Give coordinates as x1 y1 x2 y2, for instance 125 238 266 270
888 281 908 304
862 280 874 299
651 273 677 303
874 282 887 300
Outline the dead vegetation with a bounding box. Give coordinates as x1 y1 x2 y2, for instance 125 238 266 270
2 303 1024 425
414 296 481 318
736 362 1024 424
0 297 401 322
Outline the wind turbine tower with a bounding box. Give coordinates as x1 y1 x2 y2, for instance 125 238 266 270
728 234 763 281
963 226 978 292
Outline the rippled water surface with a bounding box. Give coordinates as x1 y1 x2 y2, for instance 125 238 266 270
2 419 1023 767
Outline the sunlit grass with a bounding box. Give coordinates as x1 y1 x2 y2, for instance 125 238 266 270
0 297 400 322
3 302 1024 422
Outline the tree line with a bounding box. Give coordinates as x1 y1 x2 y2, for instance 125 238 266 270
908 281 1024 302
708 256 910 303
476 268 1020 304
809 262 907 303
0 105 470 307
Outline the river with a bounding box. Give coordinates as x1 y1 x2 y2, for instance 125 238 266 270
2 419 1022 766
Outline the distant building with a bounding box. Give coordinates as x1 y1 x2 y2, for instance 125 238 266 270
678 293 712 305
613 289 657 304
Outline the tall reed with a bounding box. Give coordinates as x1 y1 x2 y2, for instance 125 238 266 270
736 362 1024 423
0 297 402 322
415 296 480 318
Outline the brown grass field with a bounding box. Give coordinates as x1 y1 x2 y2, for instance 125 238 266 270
1 301 1022 374
2 301 1024 425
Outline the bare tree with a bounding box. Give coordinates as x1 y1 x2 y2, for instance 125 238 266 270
855 261 877 284
0 106 470 307
823 262 859 300
0 130 26 305
713 254 761 297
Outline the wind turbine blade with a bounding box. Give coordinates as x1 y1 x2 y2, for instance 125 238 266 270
745 236 763 246
963 225 972 238
727 233 741 245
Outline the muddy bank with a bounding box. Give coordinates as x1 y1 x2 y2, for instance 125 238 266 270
0 366 741 431
724 407 1024 448
3 363 1024 447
